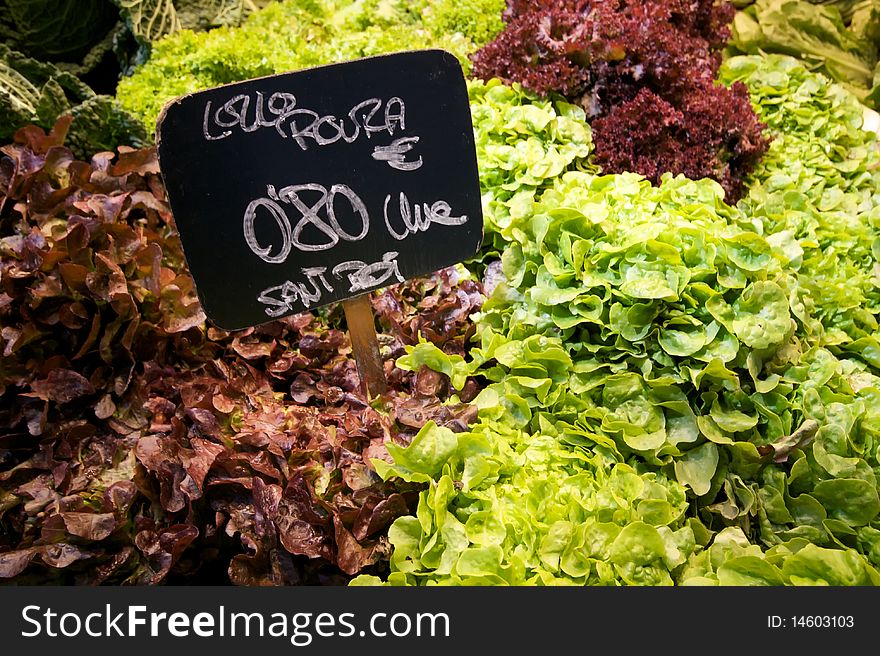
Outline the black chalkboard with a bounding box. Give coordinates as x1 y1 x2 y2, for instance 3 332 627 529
156 50 483 331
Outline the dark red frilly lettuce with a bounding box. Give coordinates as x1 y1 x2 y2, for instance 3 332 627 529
471 0 769 201
0 120 484 584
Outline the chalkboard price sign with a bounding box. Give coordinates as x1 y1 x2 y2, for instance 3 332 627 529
156 49 483 331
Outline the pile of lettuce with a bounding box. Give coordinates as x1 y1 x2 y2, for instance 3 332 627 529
723 54 880 344
730 0 880 108
469 79 595 258
354 420 696 585
470 0 770 202
5 0 880 587
355 54 880 586
117 0 506 134
0 119 483 584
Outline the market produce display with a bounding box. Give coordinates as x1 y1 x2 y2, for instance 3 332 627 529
0 126 486 582
0 1 276 151
470 0 770 202
355 52 880 584
1 0 879 586
730 0 880 108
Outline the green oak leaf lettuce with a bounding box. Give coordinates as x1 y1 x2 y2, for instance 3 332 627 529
357 56 880 585
358 418 694 585
116 0 507 133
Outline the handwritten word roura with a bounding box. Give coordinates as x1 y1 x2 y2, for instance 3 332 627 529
203 93 408 151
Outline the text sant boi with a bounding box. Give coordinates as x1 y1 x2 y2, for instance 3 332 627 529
201 90 471 318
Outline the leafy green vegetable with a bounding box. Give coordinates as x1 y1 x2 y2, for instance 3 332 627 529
675 443 720 497
680 527 880 584
0 1 273 153
117 0 507 133
359 417 693 585
0 44 146 155
116 0 181 43
357 54 880 586
420 0 505 45
851 0 880 44
1 43 91 136
113 0 275 47
0 0 118 63
397 341 471 391
468 78 594 256
730 0 880 107
66 94 149 156
807 0 874 24
731 281 793 350
720 54 880 346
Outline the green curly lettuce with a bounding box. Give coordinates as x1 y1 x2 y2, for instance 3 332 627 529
116 0 507 134
353 418 697 585
468 79 595 255
720 54 880 345
420 0 506 45
356 56 880 586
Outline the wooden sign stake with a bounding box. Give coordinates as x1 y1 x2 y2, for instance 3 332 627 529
155 52 483 380
342 294 387 399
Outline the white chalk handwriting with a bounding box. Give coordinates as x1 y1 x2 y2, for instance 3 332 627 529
383 192 468 241
244 182 468 263
202 92 407 151
332 251 404 292
371 136 423 171
256 251 405 316
244 183 369 261
257 266 334 317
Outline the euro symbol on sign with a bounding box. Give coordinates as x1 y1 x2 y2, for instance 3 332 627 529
371 136 423 171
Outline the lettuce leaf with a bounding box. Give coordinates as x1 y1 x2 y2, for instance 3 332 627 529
116 0 507 133
730 0 880 107
359 56 880 585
